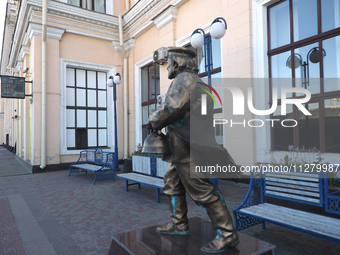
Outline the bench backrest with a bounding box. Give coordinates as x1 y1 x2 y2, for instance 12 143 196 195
85 148 114 167
263 170 323 207
132 155 168 178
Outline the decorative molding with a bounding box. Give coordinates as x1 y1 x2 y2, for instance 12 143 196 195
29 0 118 28
18 46 30 62
152 5 177 30
124 0 171 32
113 38 136 52
31 14 119 37
15 61 23 73
124 38 136 51
172 0 189 8
65 29 116 41
27 22 65 41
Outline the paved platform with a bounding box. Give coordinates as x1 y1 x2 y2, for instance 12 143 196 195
0 154 339 254
0 148 31 177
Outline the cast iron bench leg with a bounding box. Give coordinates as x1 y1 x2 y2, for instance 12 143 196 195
157 189 160 203
262 222 265 229
126 180 129 191
93 172 97 185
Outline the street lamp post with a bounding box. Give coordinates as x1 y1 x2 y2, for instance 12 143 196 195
107 73 122 171
190 17 228 187
190 17 227 86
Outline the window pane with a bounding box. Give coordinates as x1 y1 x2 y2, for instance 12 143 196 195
321 0 340 32
68 0 80 7
142 105 148 125
197 46 205 73
273 105 294 151
94 0 105 13
86 0 92 10
66 68 75 87
98 91 106 107
66 88 75 106
149 104 156 116
76 69 86 87
88 110 97 128
149 65 156 100
294 42 320 94
324 98 340 153
67 129 75 147
66 109 75 127
142 128 148 143
98 72 106 89
323 35 340 92
155 65 160 97
77 110 86 127
76 89 86 107
211 37 221 69
293 0 318 42
269 0 290 49
141 67 148 102
98 111 106 127
88 90 96 107
76 128 88 148
87 71 96 88
98 129 107 146
271 51 292 99
298 103 319 150
87 129 97 147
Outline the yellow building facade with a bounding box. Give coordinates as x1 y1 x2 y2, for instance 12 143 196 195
1 0 339 171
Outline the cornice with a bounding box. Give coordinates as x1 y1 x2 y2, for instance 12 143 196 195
152 5 177 30
131 21 154 38
124 0 171 31
18 46 30 62
31 14 119 37
27 22 65 40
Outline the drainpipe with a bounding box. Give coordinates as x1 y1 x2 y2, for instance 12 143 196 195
40 0 47 169
118 1 129 159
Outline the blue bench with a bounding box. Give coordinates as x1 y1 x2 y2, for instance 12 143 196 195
233 167 340 243
69 148 116 184
117 155 166 203
117 155 219 203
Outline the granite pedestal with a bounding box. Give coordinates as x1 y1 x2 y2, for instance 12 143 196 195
109 217 275 255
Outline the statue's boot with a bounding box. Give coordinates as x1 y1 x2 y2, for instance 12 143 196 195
156 195 189 235
201 196 239 253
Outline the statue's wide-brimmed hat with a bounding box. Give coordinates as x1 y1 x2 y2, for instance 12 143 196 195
167 47 196 58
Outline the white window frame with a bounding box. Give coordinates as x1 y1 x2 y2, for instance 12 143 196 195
60 58 115 155
135 55 153 148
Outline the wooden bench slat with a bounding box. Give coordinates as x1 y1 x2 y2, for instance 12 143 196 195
266 177 320 187
265 173 320 182
265 172 320 179
266 186 320 198
265 190 320 204
72 164 102 172
240 204 340 237
117 173 164 188
265 181 320 192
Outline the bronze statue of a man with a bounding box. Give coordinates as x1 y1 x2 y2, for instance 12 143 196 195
146 47 239 253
